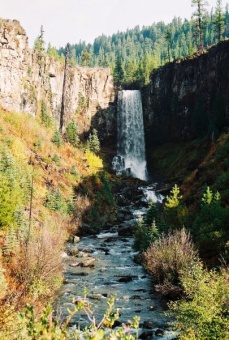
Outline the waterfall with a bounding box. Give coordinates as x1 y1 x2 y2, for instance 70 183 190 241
112 90 148 180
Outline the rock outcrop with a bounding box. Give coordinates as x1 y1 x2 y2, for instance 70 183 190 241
0 19 115 141
143 41 229 146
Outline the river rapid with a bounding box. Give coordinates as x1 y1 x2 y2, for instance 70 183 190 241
55 184 177 339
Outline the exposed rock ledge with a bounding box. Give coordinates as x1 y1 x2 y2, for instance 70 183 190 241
0 19 115 141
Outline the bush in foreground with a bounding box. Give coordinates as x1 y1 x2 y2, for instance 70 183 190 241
170 264 229 339
143 228 199 296
1 296 140 339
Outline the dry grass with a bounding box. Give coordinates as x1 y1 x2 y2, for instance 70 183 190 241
11 215 68 301
143 228 199 296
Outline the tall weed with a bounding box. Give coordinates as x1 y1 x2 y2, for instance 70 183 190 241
143 228 199 296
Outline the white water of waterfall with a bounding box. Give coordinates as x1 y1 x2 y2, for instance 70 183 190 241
112 90 148 180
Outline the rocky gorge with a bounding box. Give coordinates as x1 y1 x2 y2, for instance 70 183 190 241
1 19 229 153
142 41 229 147
0 19 115 142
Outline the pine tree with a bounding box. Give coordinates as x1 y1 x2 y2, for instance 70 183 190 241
164 28 172 62
213 0 225 42
34 25 45 52
87 129 100 154
66 121 79 147
52 130 62 148
165 184 183 208
113 55 125 86
40 100 52 127
81 50 91 66
191 0 209 52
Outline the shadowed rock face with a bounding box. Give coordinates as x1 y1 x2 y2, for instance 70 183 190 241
143 41 229 146
0 19 115 141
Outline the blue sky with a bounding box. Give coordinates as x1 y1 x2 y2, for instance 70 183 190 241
1 0 226 48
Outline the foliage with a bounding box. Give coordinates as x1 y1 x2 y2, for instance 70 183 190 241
165 184 183 208
81 50 91 66
70 165 78 176
65 120 79 147
164 28 172 62
134 202 161 251
192 186 229 259
113 55 125 86
164 185 188 230
52 129 62 148
76 172 116 232
0 264 8 299
15 216 67 300
87 128 100 154
170 264 229 339
135 217 160 251
191 0 209 52
75 92 88 115
40 100 52 127
58 5 229 85
143 228 199 295
44 188 72 215
2 226 20 257
0 149 30 229
214 0 225 41
84 149 103 173
11 295 140 340
47 42 64 60
33 25 45 53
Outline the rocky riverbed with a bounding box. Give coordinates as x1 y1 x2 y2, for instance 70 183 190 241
55 185 178 339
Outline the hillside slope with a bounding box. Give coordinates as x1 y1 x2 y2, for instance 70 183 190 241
0 106 117 333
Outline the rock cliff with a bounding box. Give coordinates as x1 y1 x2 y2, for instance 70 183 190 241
0 19 115 141
143 40 229 146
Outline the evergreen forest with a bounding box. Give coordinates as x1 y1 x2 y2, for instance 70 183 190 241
55 2 229 86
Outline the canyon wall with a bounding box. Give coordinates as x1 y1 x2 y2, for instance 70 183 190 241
143 40 229 146
0 19 115 141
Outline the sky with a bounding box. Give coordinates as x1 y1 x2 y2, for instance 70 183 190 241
1 0 227 48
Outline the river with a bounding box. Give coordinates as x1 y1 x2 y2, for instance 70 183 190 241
55 185 177 339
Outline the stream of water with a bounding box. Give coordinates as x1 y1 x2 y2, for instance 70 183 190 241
55 186 177 339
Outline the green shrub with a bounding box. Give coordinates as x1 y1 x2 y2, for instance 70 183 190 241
0 150 29 229
87 128 100 154
192 186 229 259
40 100 52 127
52 130 62 148
52 153 60 164
44 188 68 215
14 295 140 340
170 264 229 339
70 165 78 176
65 120 79 147
134 215 160 251
164 184 188 230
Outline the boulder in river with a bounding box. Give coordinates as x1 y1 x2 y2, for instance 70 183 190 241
117 224 135 236
118 276 133 283
67 247 79 256
69 257 96 267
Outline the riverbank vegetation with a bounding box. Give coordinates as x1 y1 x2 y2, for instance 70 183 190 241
134 131 229 338
0 107 117 337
